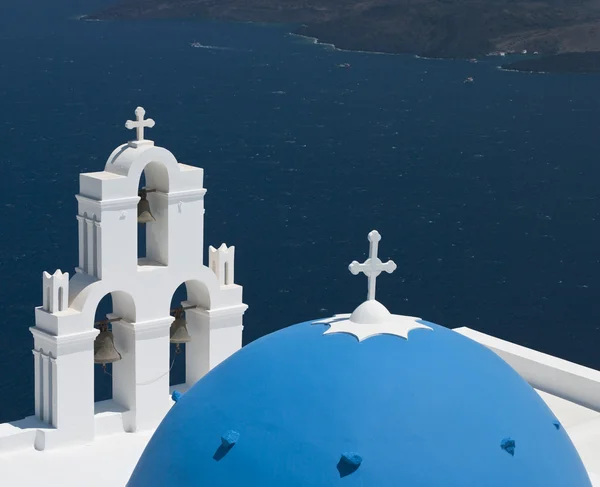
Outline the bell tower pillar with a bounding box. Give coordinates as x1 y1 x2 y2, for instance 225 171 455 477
110 315 174 432
183 244 247 387
31 270 98 450
20 107 247 453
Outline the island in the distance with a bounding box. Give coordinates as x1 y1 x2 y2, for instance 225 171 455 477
87 0 600 74
502 52 600 74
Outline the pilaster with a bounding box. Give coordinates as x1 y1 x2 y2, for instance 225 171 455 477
85 218 95 276
110 315 174 432
41 353 50 423
94 220 102 279
29 327 98 449
76 215 85 270
32 350 41 419
183 303 247 388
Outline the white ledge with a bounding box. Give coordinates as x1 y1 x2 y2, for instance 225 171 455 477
30 327 99 355
75 194 140 212
153 188 207 203
454 327 600 412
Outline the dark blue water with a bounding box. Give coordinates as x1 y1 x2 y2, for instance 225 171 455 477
1 0 600 423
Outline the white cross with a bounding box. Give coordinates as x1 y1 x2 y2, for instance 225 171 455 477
125 106 155 142
349 230 397 301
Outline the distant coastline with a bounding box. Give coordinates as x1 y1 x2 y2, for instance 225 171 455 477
502 52 600 74
86 0 600 74
293 28 600 74
287 32 402 57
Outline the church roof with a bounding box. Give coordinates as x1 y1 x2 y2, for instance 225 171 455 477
128 316 591 486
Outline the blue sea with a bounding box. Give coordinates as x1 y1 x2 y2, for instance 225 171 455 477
1 0 600 423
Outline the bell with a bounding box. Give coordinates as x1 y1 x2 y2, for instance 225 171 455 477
138 190 156 224
94 329 122 365
170 312 191 345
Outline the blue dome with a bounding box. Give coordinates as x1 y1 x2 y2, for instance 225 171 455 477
128 318 592 487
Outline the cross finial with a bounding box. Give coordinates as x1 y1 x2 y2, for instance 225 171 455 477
349 230 397 301
125 107 155 145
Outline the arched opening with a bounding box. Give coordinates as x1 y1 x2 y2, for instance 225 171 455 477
169 279 211 392
94 294 116 403
137 162 169 268
137 171 149 261
224 261 230 285
168 283 188 388
93 291 136 405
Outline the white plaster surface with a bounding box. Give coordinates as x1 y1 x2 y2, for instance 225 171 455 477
536 390 600 485
0 427 153 486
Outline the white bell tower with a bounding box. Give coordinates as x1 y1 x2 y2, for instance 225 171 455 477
26 107 248 450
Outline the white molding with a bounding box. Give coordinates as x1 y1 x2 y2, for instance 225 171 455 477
109 314 174 340
185 303 248 326
75 194 140 212
30 327 99 355
153 188 207 203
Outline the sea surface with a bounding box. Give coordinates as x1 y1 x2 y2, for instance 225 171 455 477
1 0 600 423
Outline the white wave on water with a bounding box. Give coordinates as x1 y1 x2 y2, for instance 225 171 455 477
288 32 401 56
413 54 456 61
190 42 232 50
496 65 548 75
72 14 103 21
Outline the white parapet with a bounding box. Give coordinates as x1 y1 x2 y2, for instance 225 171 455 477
454 327 600 412
42 270 69 314
209 244 235 286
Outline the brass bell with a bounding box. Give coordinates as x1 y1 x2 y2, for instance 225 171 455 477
170 309 191 346
138 189 156 224
94 327 122 365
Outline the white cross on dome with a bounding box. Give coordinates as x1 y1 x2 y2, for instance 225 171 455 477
348 230 397 301
314 230 432 341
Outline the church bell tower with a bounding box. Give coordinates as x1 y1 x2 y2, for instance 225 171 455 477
29 107 248 450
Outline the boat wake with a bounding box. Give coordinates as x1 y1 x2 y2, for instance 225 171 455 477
190 42 232 50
